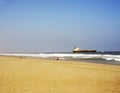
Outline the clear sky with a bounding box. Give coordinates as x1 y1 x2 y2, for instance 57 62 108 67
0 0 120 52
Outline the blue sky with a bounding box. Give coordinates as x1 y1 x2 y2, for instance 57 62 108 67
0 0 120 52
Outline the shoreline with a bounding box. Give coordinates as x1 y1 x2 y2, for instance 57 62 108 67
1 55 120 66
0 56 120 93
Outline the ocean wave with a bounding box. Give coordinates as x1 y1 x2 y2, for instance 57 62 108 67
0 53 120 62
102 55 120 62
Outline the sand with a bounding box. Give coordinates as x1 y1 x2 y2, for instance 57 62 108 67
0 56 120 93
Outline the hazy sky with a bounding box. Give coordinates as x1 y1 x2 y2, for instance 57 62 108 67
0 0 120 52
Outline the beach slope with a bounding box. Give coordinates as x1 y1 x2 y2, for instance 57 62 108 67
0 56 120 93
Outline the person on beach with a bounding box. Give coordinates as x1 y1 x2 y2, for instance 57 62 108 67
56 57 59 60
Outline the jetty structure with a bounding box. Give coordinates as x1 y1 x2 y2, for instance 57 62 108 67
73 47 96 53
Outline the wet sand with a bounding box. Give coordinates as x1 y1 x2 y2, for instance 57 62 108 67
0 56 120 93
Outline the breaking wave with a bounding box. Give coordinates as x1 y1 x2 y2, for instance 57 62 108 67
0 53 120 62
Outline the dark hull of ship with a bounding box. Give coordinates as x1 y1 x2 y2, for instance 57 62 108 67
73 50 96 53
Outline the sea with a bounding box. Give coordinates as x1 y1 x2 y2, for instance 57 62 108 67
0 51 120 65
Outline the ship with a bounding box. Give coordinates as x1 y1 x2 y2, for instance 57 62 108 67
73 47 96 53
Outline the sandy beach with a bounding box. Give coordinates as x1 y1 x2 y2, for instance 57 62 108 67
0 56 120 93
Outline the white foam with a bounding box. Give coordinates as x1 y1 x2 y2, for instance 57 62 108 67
102 55 120 62
0 53 120 62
